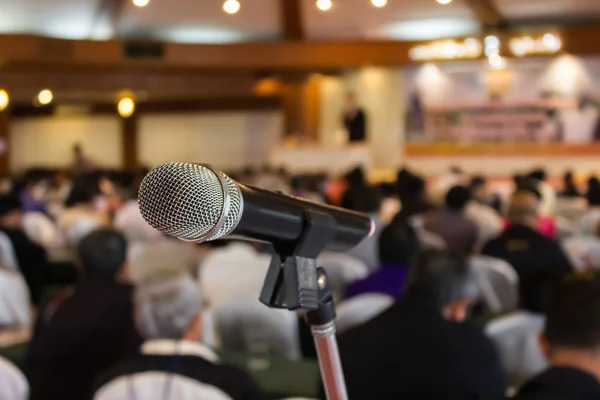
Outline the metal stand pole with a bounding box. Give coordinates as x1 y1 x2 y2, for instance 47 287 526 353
258 210 349 400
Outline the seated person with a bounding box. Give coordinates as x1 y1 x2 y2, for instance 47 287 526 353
58 183 109 246
422 186 479 254
0 195 46 305
0 355 28 400
504 188 556 238
338 249 506 399
26 229 141 400
345 223 420 298
512 277 600 399
482 191 573 312
94 274 261 400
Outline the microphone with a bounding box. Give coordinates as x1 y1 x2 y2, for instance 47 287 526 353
138 162 373 252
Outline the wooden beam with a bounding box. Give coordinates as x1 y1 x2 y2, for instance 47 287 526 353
463 0 507 28
121 114 138 170
280 0 305 40
1 25 600 71
0 110 9 174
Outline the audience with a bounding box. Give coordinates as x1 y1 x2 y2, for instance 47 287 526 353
94 274 261 400
422 185 479 253
26 229 140 400
58 183 109 246
560 170 581 198
513 277 600 399
579 181 600 235
0 195 46 305
338 249 505 399
528 168 556 216
482 190 573 312
465 178 504 248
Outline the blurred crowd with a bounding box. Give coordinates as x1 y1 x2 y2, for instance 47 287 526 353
0 149 599 399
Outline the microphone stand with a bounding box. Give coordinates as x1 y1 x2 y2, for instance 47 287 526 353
259 210 348 400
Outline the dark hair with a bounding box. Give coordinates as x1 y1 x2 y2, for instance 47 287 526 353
545 277 600 349
0 194 21 217
342 186 383 213
445 185 471 211
470 175 486 191
562 170 581 198
529 168 547 182
405 249 477 308
77 229 127 282
65 184 94 208
378 223 420 266
344 166 366 187
401 174 426 199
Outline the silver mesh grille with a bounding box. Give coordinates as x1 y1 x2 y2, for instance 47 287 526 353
138 162 243 241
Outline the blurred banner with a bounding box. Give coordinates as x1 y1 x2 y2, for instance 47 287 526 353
405 55 600 155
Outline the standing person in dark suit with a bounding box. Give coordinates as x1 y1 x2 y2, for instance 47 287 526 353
26 229 141 400
482 190 573 312
512 277 600 400
338 249 506 400
343 92 367 142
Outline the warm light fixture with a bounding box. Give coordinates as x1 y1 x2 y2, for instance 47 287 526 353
372 0 387 7
409 38 482 61
0 90 8 112
133 0 149 7
316 0 332 11
437 0 452 4
223 0 240 14
509 32 562 57
37 89 53 106
488 54 506 69
117 96 136 118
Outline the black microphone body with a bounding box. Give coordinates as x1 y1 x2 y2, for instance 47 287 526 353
233 184 372 252
138 163 372 252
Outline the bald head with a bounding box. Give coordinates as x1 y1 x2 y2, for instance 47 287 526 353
507 190 540 227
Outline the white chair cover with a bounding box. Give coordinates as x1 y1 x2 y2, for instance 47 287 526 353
22 212 62 249
0 356 28 400
0 269 30 328
336 294 393 334
562 236 600 271
213 299 300 360
485 311 547 389
470 255 519 314
409 215 446 250
0 232 18 272
317 252 369 299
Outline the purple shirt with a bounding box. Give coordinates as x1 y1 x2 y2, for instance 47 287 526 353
345 264 410 299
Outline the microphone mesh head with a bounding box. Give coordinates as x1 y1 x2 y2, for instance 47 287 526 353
138 162 242 241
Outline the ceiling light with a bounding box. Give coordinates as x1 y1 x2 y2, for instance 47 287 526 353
0 90 8 112
37 89 53 106
437 0 452 4
117 97 135 118
484 35 500 48
316 0 332 11
372 0 387 7
133 0 149 7
543 33 561 52
485 45 499 57
223 0 240 14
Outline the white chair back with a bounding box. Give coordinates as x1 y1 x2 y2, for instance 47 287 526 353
336 294 394 334
0 232 18 272
0 356 28 400
22 212 61 249
317 252 369 299
485 311 547 388
213 299 300 360
470 255 519 314
555 197 587 222
409 215 446 250
64 218 101 246
555 216 577 240
0 269 30 328
562 236 600 271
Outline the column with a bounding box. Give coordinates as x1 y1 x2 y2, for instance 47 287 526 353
121 114 138 170
0 109 10 174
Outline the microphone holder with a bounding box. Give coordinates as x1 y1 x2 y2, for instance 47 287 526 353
259 209 348 400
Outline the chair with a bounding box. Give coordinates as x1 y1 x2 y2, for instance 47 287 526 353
336 293 393 334
470 255 519 314
555 197 587 222
555 216 577 240
213 299 300 360
63 218 101 247
562 236 600 271
0 232 18 273
0 269 30 328
409 215 446 250
485 311 547 388
0 356 28 400
317 252 369 300
22 212 62 249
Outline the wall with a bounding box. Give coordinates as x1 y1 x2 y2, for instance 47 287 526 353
138 111 283 170
9 111 283 173
10 115 122 172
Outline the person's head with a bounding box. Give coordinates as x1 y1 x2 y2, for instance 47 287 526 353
399 174 426 201
346 92 357 108
65 183 94 208
507 190 540 228
445 185 471 212
379 224 420 267
0 194 22 228
73 143 83 157
469 175 487 200
77 229 127 282
529 168 547 183
344 166 366 187
539 276 600 377
404 249 478 322
135 274 202 341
